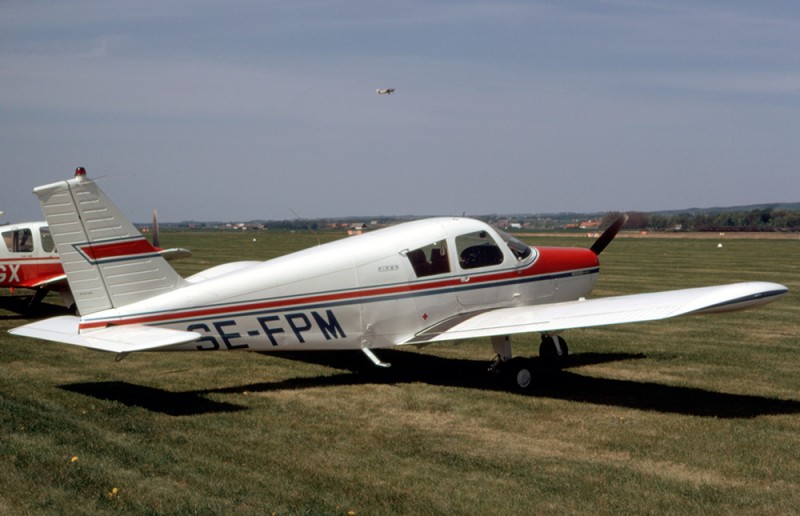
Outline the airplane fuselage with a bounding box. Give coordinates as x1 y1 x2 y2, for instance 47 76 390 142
77 218 600 352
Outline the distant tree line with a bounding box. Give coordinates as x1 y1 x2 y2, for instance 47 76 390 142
161 209 800 233
602 208 800 232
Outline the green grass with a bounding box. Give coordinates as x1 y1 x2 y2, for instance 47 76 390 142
2 230 799 514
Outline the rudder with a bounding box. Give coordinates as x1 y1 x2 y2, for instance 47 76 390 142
34 168 186 315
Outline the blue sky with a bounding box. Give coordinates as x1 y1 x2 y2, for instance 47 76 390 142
2 1 799 223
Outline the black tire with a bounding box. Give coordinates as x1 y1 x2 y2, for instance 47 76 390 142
539 335 569 365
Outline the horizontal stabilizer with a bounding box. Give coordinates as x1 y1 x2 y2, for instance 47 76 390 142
158 247 193 261
405 281 788 344
10 316 201 353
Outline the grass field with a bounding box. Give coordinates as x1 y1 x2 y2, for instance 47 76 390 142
2 230 799 514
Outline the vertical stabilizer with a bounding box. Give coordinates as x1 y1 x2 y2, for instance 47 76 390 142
33 168 186 315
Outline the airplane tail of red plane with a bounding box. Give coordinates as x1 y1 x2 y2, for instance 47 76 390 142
33 168 186 315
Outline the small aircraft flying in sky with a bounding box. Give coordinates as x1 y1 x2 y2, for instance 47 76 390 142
10 168 788 388
1 185 190 309
376 88 395 95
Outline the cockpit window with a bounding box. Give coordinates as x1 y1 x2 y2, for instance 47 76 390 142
456 230 504 269
2 228 34 253
406 241 450 278
496 228 533 261
40 227 55 253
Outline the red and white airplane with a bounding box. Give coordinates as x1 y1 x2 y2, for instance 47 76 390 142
1 187 190 310
10 168 788 388
0 218 63 305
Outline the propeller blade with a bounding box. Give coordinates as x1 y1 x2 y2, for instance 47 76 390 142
590 214 628 256
152 208 160 248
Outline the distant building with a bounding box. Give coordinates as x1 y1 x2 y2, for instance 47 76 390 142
225 222 265 231
348 223 367 236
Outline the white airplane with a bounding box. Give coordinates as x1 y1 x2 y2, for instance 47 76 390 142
1 180 190 309
376 88 395 95
10 168 788 388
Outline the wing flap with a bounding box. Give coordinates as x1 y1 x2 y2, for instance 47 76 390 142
9 316 201 353
406 282 787 344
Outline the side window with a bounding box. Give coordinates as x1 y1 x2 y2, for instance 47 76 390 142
2 229 34 253
456 230 504 269
406 241 450 278
40 227 55 253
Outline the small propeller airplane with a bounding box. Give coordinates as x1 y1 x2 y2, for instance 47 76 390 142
10 168 788 388
1 190 190 310
376 88 395 95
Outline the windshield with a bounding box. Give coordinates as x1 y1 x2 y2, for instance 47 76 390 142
456 230 504 270
495 228 533 261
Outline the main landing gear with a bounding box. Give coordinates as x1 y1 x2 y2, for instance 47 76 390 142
488 333 569 390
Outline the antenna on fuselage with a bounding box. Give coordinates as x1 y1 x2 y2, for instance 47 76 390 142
289 208 321 247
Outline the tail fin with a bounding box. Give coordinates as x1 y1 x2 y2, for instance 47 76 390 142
33 167 186 315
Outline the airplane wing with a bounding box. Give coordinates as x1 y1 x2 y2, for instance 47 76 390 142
9 316 202 353
404 282 788 344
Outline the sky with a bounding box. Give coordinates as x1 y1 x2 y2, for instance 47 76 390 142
2 0 799 223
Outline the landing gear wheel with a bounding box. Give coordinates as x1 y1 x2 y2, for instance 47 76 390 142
506 357 534 390
539 335 568 365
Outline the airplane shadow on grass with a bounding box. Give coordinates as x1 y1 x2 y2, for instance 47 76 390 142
60 349 800 419
61 381 247 416
0 294 69 320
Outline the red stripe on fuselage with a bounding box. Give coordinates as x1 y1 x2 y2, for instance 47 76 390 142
78 277 464 329
0 257 59 262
